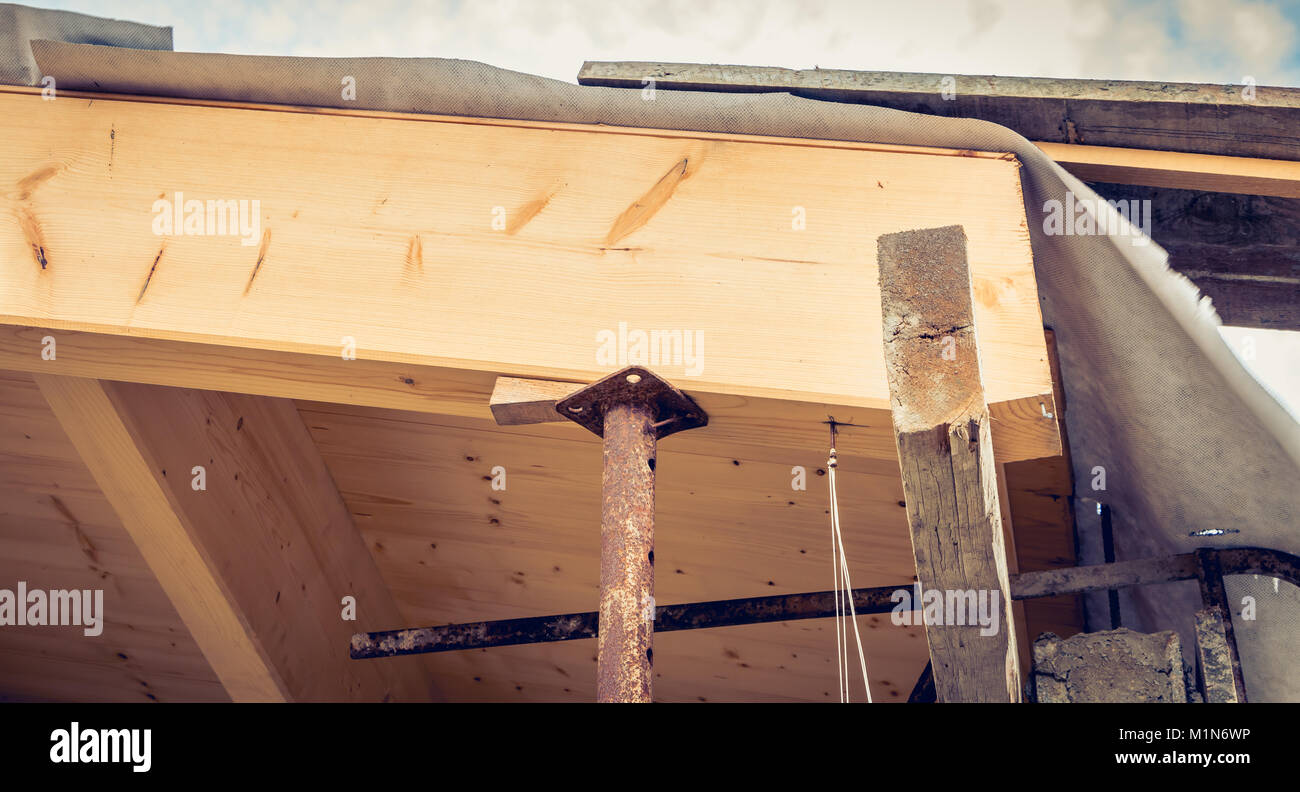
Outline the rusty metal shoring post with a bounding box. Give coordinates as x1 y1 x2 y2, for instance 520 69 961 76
549 366 707 703
598 401 657 702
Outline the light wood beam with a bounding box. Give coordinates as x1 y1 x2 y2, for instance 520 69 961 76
0 325 1059 466
1034 142 1300 199
1004 329 1084 641
489 377 580 425
0 87 1058 462
878 225 1020 703
33 374 434 702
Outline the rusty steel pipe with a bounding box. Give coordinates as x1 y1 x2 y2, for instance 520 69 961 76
550 367 707 703
349 584 918 659
597 400 657 703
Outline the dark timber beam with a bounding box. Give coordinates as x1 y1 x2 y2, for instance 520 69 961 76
578 62 1300 161
878 225 1021 702
1088 182 1300 330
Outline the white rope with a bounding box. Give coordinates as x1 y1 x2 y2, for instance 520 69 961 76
832 477 845 702
828 433 873 703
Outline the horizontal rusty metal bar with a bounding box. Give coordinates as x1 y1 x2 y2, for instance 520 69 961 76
352 547 1300 660
1011 553 1200 600
1011 546 1300 600
1215 546 1300 586
351 611 599 659
351 584 912 659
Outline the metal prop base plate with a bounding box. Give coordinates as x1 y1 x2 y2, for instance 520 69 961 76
554 366 707 439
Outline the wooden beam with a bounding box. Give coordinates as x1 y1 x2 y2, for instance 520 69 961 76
0 370 228 703
0 325 498 418
1034 142 1300 200
878 225 1020 702
576 62 1298 327
578 61 1300 161
1085 182 1300 330
994 458 1033 688
577 63 1300 196
1003 329 1084 642
33 374 433 702
489 377 579 425
0 87 1059 463
0 326 1057 468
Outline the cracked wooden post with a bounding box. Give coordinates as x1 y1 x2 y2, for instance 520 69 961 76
878 225 1021 702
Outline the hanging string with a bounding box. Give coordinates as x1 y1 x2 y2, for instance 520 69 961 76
831 465 845 702
828 422 872 703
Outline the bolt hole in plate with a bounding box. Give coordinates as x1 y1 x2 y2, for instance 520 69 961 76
554 366 708 439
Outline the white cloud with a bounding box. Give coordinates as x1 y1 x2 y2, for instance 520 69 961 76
39 0 1300 86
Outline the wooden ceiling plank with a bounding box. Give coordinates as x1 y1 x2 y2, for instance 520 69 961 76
31 374 435 702
0 369 227 702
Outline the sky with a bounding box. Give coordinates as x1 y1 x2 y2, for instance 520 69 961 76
36 0 1300 86
32 0 1300 412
